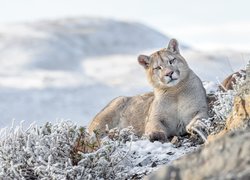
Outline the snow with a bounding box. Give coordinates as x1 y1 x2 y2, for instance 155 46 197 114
203 81 218 94
126 139 197 170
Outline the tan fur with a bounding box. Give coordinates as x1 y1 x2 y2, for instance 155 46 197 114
88 39 208 141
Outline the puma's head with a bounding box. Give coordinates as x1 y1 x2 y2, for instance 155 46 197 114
138 39 190 89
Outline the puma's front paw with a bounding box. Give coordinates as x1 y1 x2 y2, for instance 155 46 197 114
148 132 167 142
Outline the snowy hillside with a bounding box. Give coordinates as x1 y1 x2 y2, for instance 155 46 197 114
0 17 249 128
0 17 169 71
0 18 169 128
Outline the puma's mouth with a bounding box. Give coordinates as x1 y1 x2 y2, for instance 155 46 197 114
162 74 180 86
168 78 178 83
165 73 179 83
166 77 178 84
160 70 180 87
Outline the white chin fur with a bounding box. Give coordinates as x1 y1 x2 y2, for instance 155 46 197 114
162 72 180 86
166 79 179 86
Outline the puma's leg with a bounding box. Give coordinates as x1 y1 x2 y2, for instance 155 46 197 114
145 119 168 142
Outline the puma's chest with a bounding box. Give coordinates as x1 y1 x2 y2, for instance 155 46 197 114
153 92 196 121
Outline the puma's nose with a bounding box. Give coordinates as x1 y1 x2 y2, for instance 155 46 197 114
165 69 174 77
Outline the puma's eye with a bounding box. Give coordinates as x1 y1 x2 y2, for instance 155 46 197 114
154 66 162 70
169 58 176 65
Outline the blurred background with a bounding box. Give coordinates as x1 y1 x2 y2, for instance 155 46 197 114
0 0 249 128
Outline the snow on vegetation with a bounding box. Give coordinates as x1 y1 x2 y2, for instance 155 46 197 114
0 121 198 179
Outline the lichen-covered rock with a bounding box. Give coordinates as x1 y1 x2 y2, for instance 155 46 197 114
224 95 250 130
208 94 250 142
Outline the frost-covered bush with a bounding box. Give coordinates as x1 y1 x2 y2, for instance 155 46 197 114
0 121 136 180
0 121 198 180
211 71 246 133
0 121 78 179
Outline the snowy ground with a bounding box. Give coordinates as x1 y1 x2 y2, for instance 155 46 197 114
0 17 249 129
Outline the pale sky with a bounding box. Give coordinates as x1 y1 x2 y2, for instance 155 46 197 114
0 0 250 51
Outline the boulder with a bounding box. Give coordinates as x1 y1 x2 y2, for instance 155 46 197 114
208 94 250 142
219 70 246 91
145 128 250 180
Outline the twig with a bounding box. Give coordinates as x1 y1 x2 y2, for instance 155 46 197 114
191 127 208 144
216 77 227 91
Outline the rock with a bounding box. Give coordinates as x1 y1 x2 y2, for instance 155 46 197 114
208 94 250 142
225 95 250 130
151 162 157 168
166 152 175 155
138 157 152 167
219 70 246 91
145 128 250 180
171 136 181 147
208 64 250 142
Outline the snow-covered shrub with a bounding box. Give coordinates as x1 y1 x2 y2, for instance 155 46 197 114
0 122 157 180
211 71 247 134
0 121 135 179
0 121 199 180
0 121 77 179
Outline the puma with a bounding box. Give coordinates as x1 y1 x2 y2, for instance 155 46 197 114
88 39 208 142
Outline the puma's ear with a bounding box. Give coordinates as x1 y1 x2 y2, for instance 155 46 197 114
167 38 179 54
138 55 150 69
